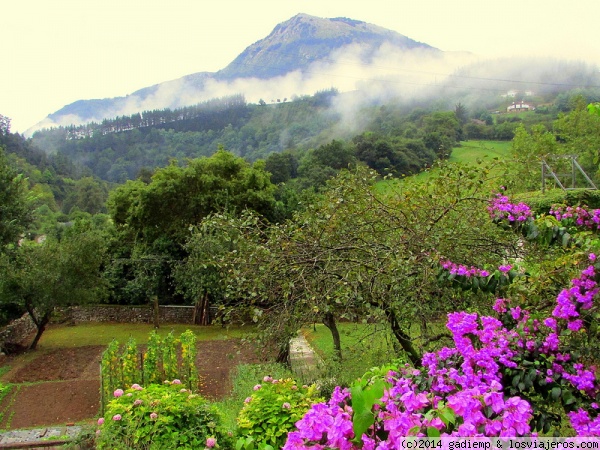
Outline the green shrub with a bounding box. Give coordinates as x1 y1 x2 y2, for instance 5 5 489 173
516 189 600 214
237 377 322 448
96 381 232 450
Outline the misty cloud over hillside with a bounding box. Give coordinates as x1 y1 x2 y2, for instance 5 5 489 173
28 14 600 136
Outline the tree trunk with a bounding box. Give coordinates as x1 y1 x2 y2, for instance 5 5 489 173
323 312 342 361
276 340 290 365
152 296 160 329
28 311 51 350
194 292 210 326
386 309 422 368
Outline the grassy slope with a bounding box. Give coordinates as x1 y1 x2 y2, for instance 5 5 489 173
449 140 512 164
375 140 512 193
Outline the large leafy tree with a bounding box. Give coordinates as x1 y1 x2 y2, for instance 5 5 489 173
204 162 517 365
0 225 107 349
106 149 278 312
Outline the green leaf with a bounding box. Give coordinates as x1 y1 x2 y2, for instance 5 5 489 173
427 427 441 438
551 387 561 401
438 406 455 426
350 380 385 442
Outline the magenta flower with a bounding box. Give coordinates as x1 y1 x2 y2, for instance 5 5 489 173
244 396 252 403
150 412 158 420
206 437 217 448
112 414 122 421
253 384 261 391
113 389 124 398
282 402 291 409
97 417 104 425
499 265 512 274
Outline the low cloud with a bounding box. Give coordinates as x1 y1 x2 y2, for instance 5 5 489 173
28 43 599 138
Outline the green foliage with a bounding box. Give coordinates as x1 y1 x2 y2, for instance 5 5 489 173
350 378 386 443
515 189 600 215
180 330 198 391
0 228 108 349
101 340 121 409
235 436 275 450
143 330 162 385
105 149 278 306
209 161 515 371
100 330 201 403
121 338 140 387
0 147 32 250
96 383 232 450
237 378 322 448
161 331 178 381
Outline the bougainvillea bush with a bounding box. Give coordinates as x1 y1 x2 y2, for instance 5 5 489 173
96 381 233 450
284 246 600 446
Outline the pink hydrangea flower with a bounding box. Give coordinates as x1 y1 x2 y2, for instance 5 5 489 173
150 412 158 420
112 414 122 421
282 402 291 409
172 379 182 385
206 437 217 448
97 417 104 425
113 389 124 398
253 384 261 391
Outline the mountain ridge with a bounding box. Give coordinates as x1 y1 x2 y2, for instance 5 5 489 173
31 13 440 133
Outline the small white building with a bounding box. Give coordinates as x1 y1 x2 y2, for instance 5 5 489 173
507 101 531 112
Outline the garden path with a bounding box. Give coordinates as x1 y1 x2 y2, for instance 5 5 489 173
0 425 81 448
289 333 321 380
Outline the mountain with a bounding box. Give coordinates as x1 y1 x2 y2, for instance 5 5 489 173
31 14 439 133
217 13 436 79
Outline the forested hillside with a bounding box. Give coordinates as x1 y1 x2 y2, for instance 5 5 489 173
30 87 598 186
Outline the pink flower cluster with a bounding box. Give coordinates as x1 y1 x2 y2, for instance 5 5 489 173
488 193 533 223
440 259 490 278
550 205 600 230
284 387 354 449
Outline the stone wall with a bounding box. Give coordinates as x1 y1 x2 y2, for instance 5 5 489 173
58 305 196 325
0 305 219 353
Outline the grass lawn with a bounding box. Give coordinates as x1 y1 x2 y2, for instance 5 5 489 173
36 323 255 350
449 140 512 164
302 322 399 383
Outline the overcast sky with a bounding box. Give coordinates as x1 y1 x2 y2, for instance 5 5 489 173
3 0 599 133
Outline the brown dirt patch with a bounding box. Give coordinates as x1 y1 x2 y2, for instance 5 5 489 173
0 380 101 429
0 339 261 430
4 346 104 383
196 339 261 399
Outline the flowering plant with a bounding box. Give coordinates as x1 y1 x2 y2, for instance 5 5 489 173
438 257 519 294
237 377 322 449
549 205 600 231
96 381 232 449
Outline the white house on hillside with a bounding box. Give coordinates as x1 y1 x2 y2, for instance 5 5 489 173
507 101 532 112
